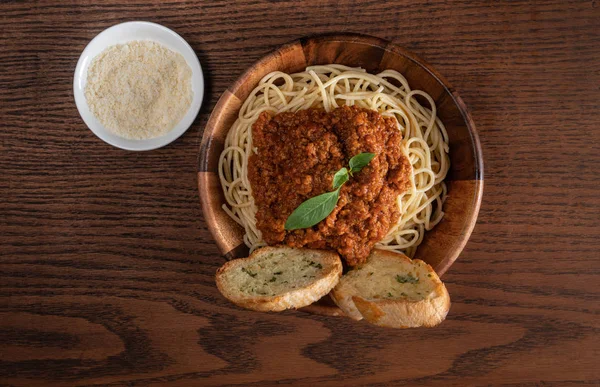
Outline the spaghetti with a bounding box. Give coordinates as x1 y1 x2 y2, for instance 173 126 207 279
218 65 450 258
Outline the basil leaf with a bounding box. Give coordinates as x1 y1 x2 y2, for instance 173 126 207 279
332 167 349 190
396 274 419 284
284 189 340 230
283 152 375 231
349 152 376 173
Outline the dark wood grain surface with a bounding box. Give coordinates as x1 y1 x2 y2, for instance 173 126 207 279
1 0 599 386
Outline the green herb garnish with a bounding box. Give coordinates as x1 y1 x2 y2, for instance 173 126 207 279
332 167 349 190
396 274 419 284
308 261 323 269
349 153 376 174
284 190 340 231
269 276 277 282
241 267 257 277
274 271 283 275
284 152 376 230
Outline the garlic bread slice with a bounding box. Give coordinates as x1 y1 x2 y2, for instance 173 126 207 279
331 249 450 328
216 246 343 312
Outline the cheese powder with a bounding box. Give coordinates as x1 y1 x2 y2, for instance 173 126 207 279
85 40 193 140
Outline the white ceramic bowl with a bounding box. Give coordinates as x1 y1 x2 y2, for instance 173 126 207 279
73 21 204 151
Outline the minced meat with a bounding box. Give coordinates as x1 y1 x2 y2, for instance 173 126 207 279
248 106 411 267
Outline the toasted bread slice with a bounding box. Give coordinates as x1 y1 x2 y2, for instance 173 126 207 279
330 249 450 328
216 246 343 312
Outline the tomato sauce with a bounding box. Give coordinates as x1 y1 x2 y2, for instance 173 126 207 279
248 106 411 266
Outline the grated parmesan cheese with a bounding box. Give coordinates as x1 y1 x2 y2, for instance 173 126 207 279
85 40 193 140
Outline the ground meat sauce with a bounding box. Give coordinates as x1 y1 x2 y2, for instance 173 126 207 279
248 106 411 267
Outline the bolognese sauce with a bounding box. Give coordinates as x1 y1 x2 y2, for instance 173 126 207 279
248 106 411 267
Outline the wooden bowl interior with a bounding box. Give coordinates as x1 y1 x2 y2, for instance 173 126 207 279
198 34 483 314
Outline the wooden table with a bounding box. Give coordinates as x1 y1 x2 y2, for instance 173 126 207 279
1 1 598 385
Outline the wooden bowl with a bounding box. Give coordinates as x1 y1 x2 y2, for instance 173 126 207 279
198 34 483 315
